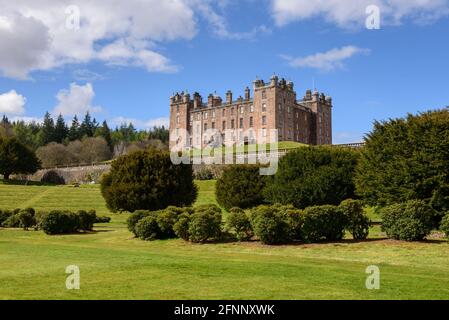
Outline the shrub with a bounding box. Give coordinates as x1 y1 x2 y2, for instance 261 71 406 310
440 213 449 239
339 199 370 240
226 208 253 241
17 208 36 230
41 170 65 185
40 210 81 235
173 213 191 241
381 200 436 241
278 205 304 241
355 109 449 213
156 208 181 239
127 210 152 236
2 214 21 228
0 209 14 226
77 210 97 231
188 211 222 243
302 205 347 243
135 214 161 241
216 165 266 210
264 146 359 209
100 149 197 212
95 216 111 223
250 205 291 245
34 211 48 230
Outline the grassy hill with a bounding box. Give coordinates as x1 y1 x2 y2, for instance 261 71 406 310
0 180 448 299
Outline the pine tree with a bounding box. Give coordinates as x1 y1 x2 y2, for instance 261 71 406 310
80 112 94 138
95 120 113 151
68 115 81 141
40 112 55 145
54 114 68 143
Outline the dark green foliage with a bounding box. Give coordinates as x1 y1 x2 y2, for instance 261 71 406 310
173 213 191 241
41 170 65 185
216 165 266 210
77 210 97 231
156 207 182 238
188 210 222 243
0 137 41 180
355 109 449 212
440 213 449 239
54 114 68 143
226 208 253 241
250 205 292 245
380 200 436 241
0 209 14 225
95 216 111 223
101 149 197 212
2 213 21 228
339 199 370 240
278 205 304 241
135 215 162 241
17 208 36 230
194 167 214 180
301 205 347 243
264 146 359 209
127 210 152 235
40 210 81 235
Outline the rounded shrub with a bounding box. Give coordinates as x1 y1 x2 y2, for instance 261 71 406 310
17 208 36 230
95 216 111 223
250 205 291 245
381 200 436 241
77 210 97 231
264 146 359 209
41 170 65 185
40 210 80 235
100 149 197 212
0 209 14 226
226 208 253 241
278 205 304 241
135 215 162 241
440 213 449 239
127 210 152 236
173 213 191 241
156 207 183 239
302 205 347 243
188 210 222 243
339 199 370 240
216 165 266 210
2 214 21 228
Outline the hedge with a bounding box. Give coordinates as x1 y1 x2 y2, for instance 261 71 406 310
440 213 449 239
339 199 370 240
301 205 347 243
226 208 253 241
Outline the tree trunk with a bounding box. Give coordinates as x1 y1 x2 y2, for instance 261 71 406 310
3 173 10 180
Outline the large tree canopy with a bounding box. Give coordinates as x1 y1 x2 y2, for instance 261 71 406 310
0 137 41 180
355 108 449 212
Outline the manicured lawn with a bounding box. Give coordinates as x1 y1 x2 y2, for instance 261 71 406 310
0 180 448 299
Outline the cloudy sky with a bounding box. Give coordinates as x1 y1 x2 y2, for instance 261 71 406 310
0 0 448 143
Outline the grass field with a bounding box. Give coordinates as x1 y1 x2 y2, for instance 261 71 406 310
0 180 449 299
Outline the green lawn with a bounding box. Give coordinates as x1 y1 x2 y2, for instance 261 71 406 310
0 180 448 299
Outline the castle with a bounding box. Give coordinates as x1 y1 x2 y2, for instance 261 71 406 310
169 75 332 150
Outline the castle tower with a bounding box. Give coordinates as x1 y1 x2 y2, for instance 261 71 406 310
169 92 191 150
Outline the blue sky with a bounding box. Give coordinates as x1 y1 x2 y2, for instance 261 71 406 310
0 0 448 143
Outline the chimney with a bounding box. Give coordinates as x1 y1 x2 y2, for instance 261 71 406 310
226 90 233 104
193 92 202 108
245 87 250 101
208 94 214 107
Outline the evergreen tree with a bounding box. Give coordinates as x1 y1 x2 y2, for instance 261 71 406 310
68 115 81 141
95 120 113 151
40 112 55 145
80 112 94 138
54 114 68 143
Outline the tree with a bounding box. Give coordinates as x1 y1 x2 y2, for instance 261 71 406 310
264 146 359 209
68 115 81 141
36 142 75 167
78 137 111 163
40 112 55 145
0 137 41 180
100 148 197 212
54 114 68 143
95 120 113 151
216 165 267 210
355 108 449 214
80 112 95 138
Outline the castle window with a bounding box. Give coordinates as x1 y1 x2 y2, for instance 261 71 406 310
262 90 267 99
278 103 282 111
212 111 216 118
249 117 253 127
212 122 215 129
240 107 244 114
239 118 243 129
262 103 266 112
262 116 266 125
231 119 235 129
262 128 267 137
288 106 291 113
250 105 254 113
204 112 208 120
176 116 179 124
222 121 226 130
204 123 208 131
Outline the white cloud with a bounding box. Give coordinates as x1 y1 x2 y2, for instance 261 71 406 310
72 69 105 81
113 116 169 129
0 0 197 79
271 0 449 27
9 116 43 124
282 46 370 71
0 90 26 115
53 82 101 117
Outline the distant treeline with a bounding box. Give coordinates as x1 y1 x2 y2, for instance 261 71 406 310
0 112 169 166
